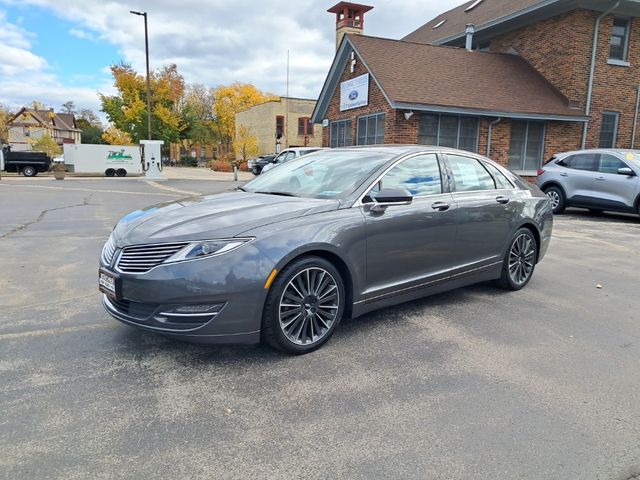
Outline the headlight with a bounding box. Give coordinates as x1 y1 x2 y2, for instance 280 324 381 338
164 238 252 263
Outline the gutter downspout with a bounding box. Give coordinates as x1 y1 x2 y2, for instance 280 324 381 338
582 0 620 149
632 83 640 149
487 117 502 158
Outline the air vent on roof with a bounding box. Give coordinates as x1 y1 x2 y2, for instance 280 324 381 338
465 0 484 12
433 19 447 29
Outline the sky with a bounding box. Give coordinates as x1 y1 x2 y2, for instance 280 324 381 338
0 0 466 118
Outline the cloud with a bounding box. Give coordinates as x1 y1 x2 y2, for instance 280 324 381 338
0 1 465 112
68 28 95 41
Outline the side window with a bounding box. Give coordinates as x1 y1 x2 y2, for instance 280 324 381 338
483 162 514 189
448 155 496 192
374 154 443 198
598 154 626 174
565 153 598 171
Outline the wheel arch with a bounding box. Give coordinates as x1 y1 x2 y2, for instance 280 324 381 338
272 247 355 319
539 181 566 197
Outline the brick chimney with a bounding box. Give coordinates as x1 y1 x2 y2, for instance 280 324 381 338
328 2 374 51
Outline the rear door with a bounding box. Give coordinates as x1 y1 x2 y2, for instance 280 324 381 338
592 153 639 210
445 154 517 274
363 153 457 298
557 153 598 201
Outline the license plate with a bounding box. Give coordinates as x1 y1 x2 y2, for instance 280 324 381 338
99 270 117 297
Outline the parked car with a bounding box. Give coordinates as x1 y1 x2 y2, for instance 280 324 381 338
537 149 640 216
0 146 52 177
99 146 552 354
260 147 324 174
248 154 277 175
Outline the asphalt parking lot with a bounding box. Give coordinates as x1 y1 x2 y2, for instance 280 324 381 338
1 176 639 480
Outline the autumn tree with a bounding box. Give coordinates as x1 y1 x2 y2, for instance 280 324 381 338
32 134 62 157
102 125 133 145
212 82 277 153
234 125 258 162
100 63 186 143
0 104 12 143
180 84 215 152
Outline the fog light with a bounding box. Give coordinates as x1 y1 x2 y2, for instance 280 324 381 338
172 304 224 314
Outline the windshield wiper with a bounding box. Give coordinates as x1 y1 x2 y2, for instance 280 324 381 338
236 186 247 192
254 191 299 197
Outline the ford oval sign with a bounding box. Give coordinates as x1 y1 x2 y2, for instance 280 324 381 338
340 73 369 111
348 90 359 101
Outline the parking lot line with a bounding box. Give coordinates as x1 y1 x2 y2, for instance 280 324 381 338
0 182 180 197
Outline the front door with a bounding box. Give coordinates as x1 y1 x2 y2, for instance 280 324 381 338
362 154 457 299
592 153 639 210
557 153 598 201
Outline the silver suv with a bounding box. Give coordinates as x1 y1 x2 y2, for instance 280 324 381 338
536 149 640 216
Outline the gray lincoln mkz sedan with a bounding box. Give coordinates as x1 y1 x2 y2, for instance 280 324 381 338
100 146 553 354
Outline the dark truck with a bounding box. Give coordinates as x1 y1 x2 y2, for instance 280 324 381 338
0 146 52 177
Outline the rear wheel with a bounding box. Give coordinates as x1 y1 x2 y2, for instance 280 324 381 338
544 186 566 214
262 256 345 354
116 168 127 177
497 228 538 291
105 169 116 177
22 166 36 177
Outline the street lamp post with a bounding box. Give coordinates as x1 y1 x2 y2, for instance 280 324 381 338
130 10 152 141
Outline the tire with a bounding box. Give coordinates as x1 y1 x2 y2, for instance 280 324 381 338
116 168 127 177
261 256 345 354
105 169 116 177
22 166 36 177
544 186 566 214
497 228 538 291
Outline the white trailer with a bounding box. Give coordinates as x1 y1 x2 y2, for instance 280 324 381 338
63 144 142 177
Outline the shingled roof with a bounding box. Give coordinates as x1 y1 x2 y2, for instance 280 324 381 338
313 34 586 123
404 0 545 45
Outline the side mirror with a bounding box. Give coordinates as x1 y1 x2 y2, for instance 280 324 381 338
370 187 413 212
618 167 635 176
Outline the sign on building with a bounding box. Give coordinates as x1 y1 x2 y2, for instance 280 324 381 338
340 73 369 111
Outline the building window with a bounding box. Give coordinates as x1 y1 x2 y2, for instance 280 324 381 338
297 117 313 136
275 115 284 139
599 112 619 148
357 113 385 145
508 121 545 172
610 18 630 61
418 114 479 152
330 119 352 148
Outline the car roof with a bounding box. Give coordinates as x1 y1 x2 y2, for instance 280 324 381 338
554 148 640 158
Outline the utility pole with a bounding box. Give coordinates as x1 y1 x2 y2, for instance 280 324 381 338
130 10 152 140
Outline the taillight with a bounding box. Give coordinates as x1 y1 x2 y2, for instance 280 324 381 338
536 169 545 176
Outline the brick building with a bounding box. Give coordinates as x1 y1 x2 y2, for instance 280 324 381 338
312 1 640 177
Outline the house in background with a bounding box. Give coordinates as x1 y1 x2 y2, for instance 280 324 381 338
313 0 640 177
236 97 322 158
8 107 81 151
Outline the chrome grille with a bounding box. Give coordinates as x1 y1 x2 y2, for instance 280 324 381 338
116 242 189 274
101 235 117 266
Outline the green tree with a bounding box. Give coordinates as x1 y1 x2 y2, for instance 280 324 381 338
0 104 12 144
99 63 186 144
179 84 216 153
76 108 105 144
32 134 62 157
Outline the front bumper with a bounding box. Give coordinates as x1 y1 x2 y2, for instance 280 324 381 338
100 243 274 344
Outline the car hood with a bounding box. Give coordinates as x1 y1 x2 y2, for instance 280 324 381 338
112 191 340 246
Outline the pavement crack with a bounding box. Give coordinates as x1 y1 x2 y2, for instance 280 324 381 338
1 194 93 239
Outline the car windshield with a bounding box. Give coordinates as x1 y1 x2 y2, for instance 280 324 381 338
243 149 394 199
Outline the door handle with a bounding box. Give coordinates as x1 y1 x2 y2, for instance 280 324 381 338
560 173 569 177
431 202 450 212
595 176 605 181
496 196 510 204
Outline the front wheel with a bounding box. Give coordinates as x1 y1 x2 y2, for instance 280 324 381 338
22 166 36 177
497 228 538 291
544 186 566 214
261 256 345 354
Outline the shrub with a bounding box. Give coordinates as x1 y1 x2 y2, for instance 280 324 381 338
212 160 232 172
